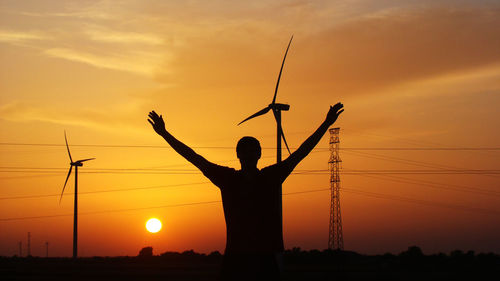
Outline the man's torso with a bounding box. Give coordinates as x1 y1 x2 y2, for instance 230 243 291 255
202 164 291 254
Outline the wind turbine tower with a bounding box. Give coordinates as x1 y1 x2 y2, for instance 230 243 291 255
60 131 95 259
328 127 344 250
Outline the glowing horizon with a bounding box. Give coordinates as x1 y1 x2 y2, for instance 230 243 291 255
1 0 499 257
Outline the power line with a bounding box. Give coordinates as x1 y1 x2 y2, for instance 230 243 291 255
0 173 64 180
0 167 499 175
358 174 500 197
2 186 498 222
0 142 498 150
339 169 500 175
341 128 500 158
0 200 222 222
3 167 499 201
0 142 292 150
343 150 499 179
1 146 497 179
344 150 464 170
1 170 498 176
0 181 210 200
342 187 500 215
341 148 500 151
0 188 330 222
0 149 320 179
0 167 202 171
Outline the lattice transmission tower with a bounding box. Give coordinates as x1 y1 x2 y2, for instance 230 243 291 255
328 127 344 250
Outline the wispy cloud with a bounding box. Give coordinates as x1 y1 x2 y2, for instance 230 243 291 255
291 7 500 95
153 6 500 94
0 30 48 43
0 101 146 132
158 6 500 97
43 48 162 76
15 10 113 20
84 27 165 45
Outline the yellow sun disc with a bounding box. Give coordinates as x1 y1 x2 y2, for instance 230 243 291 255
146 218 162 233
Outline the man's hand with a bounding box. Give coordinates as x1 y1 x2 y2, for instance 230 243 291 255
148 110 167 135
326 102 344 125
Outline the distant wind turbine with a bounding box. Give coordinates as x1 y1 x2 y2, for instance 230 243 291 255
237 36 294 238
60 131 95 259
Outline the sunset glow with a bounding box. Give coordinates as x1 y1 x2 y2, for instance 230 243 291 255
0 0 499 258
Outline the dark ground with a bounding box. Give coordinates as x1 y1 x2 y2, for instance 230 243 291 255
1 247 499 281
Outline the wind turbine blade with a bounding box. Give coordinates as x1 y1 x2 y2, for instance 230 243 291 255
59 166 73 204
237 107 271 125
271 35 293 105
76 158 96 163
272 110 292 155
64 131 73 163
280 126 291 155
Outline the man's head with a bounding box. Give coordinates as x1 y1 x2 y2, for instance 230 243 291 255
236 136 261 169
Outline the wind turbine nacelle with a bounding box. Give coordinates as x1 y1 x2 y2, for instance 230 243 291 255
71 162 84 167
270 103 290 111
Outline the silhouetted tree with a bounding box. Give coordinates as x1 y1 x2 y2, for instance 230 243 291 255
450 249 464 258
208 251 222 258
138 246 153 257
400 246 424 258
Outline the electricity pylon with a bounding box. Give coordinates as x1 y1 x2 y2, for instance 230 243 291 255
328 127 344 250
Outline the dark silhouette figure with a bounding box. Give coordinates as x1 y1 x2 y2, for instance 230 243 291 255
148 102 343 280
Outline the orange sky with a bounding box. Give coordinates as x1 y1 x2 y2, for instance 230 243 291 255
1 0 499 257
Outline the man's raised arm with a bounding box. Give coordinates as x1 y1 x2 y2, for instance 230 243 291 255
147 110 212 171
282 102 344 172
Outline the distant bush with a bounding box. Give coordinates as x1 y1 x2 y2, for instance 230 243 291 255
138 246 153 257
399 246 424 258
208 251 222 258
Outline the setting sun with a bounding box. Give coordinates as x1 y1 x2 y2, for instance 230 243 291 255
146 218 162 233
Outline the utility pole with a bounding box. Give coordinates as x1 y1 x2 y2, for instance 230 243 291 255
27 232 31 257
19 241 22 257
328 128 344 250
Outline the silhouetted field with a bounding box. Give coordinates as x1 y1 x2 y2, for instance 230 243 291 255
1 247 499 280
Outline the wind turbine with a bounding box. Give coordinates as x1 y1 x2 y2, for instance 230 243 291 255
237 36 294 241
60 131 95 259
238 35 294 162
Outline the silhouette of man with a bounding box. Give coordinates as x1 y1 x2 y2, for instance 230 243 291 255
148 102 343 280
